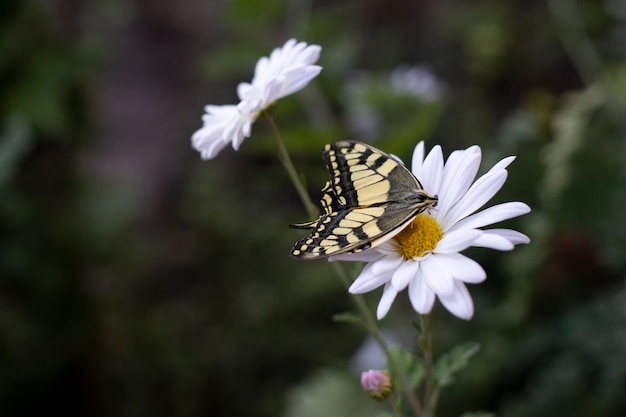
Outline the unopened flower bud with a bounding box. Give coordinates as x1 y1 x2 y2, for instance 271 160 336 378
360 369 394 400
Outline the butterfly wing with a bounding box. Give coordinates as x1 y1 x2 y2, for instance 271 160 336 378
290 141 438 259
290 181 335 229
323 140 425 208
290 204 419 259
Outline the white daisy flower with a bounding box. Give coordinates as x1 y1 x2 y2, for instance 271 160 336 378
192 39 322 160
389 65 447 102
332 142 531 320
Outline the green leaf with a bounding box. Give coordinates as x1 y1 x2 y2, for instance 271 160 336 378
388 346 424 390
411 319 423 336
434 342 481 388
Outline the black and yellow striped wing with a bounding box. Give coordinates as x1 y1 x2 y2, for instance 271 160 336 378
290 140 438 259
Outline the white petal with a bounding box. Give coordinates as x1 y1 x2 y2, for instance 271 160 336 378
436 152 481 220
240 118 254 138
443 154 518 224
483 228 530 245
334 240 397 261
421 256 455 296
237 82 254 101
441 169 507 229
435 229 482 253
434 253 486 283
472 232 514 251
191 105 242 159
450 202 531 232
279 66 323 98
492 155 516 170
252 56 271 84
193 135 229 160
420 145 444 195
329 250 385 263
438 280 474 320
371 255 403 276
263 77 284 106
191 123 222 145
230 130 247 151
299 44 321 65
408 270 436 314
203 104 237 115
376 283 399 319
391 260 417 291
224 119 248 148
349 262 389 293
371 240 401 257
411 141 425 177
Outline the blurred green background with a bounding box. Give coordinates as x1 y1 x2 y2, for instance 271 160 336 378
1 0 625 416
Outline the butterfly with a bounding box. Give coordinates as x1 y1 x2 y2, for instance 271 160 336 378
290 140 438 259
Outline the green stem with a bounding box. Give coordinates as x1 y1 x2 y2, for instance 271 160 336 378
265 113 319 220
388 392 403 417
419 314 436 417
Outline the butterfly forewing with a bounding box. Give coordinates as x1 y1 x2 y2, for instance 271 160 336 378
290 140 438 259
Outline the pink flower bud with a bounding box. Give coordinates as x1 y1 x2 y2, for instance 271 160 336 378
360 369 394 400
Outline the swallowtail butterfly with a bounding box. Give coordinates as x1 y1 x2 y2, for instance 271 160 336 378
290 140 438 259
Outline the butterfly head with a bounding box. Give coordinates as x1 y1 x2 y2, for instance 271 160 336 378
410 191 438 214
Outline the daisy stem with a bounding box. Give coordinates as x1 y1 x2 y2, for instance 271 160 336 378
331 262 423 417
419 314 437 417
265 113 319 220
388 392 403 417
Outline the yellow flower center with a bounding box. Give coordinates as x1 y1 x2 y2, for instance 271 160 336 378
394 214 443 260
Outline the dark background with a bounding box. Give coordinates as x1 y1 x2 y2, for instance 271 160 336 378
1 0 625 416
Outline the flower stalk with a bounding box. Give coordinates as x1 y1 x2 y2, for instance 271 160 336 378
419 314 437 417
266 113 319 220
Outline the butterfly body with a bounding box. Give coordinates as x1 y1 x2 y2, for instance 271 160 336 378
290 140 438 259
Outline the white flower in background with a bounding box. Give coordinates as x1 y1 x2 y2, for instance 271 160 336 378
389 65 447 102
192 39 322 159
332 142 531 320
342 65 446 140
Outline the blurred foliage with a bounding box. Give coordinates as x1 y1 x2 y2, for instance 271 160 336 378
1 0 625 417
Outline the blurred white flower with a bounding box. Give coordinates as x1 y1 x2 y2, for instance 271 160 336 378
342 65 446 140
332 142 531 320
389 65 447 102
192 39 322 159
350 332 400 372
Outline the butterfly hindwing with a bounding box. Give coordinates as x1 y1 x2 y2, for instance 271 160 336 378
291 204 423 259
290 140 438 259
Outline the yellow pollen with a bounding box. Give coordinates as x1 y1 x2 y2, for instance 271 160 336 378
394 214 443 260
